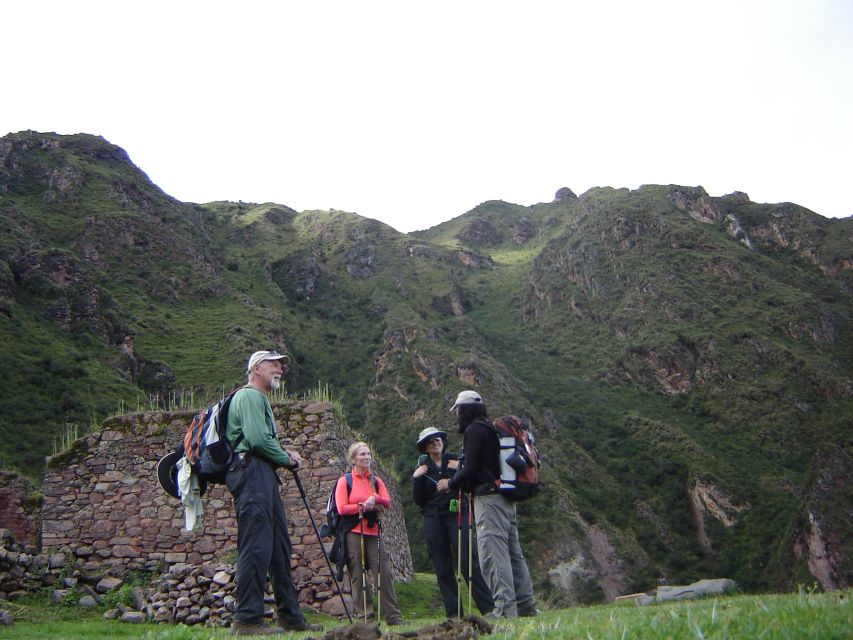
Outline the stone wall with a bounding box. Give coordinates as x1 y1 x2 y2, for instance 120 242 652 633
0 471 39 550
38 399 412 613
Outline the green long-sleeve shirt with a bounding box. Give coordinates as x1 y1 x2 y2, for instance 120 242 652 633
226 385 291 468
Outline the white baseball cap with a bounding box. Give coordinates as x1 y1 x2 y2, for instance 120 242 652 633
247 350 291 373
449 390 483 412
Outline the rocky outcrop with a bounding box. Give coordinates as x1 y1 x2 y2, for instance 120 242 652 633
119 349 178 401
454 251 494 269
272 252 323 300
792 446 852 590
719 191 751 204
411 354 440 389
1 131 127 197
432 291 466 317
668 187 721 223
346 240 378 278
725 214 755 251
621 345 696 394
406 244 445 261
544 495 648 604
689 480 750 554
554 187 577 202
373 328 418 375
8 248 127 341
513 217 535 245
736 205 852 277
581 519 629 600
264 206 297 225
372 328 442 389
459 218 501 246
455 360 484 387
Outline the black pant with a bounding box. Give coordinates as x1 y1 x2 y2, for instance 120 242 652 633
423 511 495 617
226 456 305 626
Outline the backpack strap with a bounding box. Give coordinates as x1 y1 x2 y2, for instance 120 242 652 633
479 418 504 491
345 472 380 493
222 386 250 452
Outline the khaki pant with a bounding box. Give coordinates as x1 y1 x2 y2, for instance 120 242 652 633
345 531 403 622
473 492 536 618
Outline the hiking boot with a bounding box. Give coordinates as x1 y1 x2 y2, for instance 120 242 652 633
277 618 323 632
231 620 284 635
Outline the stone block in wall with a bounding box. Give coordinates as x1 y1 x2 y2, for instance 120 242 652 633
0 472 41 550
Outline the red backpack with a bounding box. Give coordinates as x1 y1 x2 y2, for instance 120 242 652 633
182 387 243 484
492 415 542 501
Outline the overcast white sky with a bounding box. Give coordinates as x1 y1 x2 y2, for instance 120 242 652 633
3 1 851 232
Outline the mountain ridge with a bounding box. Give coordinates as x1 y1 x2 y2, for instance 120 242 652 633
1 130 850 600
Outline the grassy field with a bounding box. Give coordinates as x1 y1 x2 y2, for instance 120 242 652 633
1 578 849 639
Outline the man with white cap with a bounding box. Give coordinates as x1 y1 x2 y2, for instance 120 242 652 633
226 350 321 635
437 390 537 619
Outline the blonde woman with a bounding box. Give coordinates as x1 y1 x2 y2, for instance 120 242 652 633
334 442 404 625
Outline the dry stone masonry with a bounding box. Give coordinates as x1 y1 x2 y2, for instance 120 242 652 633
2 398 412 624
0 472 39 550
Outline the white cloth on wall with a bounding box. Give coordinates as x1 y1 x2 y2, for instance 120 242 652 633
176 456 203 530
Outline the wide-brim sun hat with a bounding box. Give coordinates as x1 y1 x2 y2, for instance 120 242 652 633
157 451 207 499
416 426 448 450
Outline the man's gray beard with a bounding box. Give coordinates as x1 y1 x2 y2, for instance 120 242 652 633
270 379 281 391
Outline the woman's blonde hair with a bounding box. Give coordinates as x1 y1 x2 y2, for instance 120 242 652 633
347 441 370 465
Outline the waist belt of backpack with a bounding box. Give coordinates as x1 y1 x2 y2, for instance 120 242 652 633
236 450 252 467
472 482 497 496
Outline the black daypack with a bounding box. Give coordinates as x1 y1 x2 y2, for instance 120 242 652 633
492 415 543 501
182 388 244 484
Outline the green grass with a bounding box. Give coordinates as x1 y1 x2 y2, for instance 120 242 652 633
2 583 849 639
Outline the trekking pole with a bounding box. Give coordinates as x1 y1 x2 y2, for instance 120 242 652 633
467 492 473 616
456 489 463 620
359 504 369 622
291 471 353 622
376 518 382 627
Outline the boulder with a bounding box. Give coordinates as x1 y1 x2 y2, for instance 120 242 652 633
78 595 98 607
121 611 146 623
655 578 736 602
636 578 736 605
96 576 123 593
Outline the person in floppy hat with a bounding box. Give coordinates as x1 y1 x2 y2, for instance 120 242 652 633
437 390 537 619
412 426 494 618
225 350 321 635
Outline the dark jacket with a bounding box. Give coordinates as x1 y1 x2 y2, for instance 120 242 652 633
449 418 500 494
413 452 462 515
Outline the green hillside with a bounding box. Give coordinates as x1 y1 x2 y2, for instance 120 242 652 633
1 131 850 600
